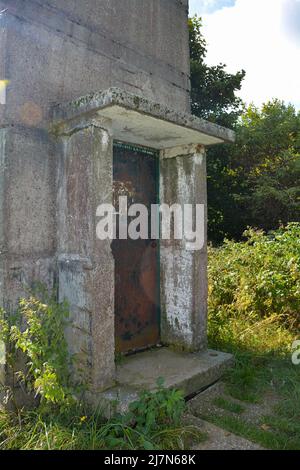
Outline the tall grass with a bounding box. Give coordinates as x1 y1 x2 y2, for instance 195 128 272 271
208 223 300 355
0 388 205 450
205 224 300 449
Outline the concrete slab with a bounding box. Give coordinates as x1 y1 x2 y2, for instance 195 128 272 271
52 88 235 148
116 347 234 394
96 347 234 414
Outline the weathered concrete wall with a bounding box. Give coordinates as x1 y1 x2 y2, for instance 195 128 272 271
0 126 56 309
0 0 190 299
1 0 190 129
0 0 190 395
57 121 115 393
160 145 208 351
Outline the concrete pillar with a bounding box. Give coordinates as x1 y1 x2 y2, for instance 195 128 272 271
0 126 56 307
56 118 115 394
160 144 208 352
0 125 57 407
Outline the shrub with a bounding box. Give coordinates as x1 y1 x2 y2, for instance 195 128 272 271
0 287 72 407
208 223 300 353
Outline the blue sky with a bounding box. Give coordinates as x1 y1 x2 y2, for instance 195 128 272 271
189 0 300 110
189 0 236 14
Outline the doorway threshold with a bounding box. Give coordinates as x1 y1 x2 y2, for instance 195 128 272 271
95 347 234 415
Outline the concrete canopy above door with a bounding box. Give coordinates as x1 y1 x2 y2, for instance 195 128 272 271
52 87 235 148
52 87 235 404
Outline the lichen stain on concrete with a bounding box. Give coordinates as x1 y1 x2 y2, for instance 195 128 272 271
193 152 204 166
162 249 194 346
100 129 110 150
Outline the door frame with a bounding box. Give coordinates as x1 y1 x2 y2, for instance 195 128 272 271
113 140 161 355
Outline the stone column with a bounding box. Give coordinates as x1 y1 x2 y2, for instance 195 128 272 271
159 144 208 352
55 117 115 396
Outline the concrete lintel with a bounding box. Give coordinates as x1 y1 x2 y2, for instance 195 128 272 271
52 115 113 138
160 143 205 160
52 88 235 148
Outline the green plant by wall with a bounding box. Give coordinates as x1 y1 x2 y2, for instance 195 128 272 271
100 378 197 450
0 293 205 450
128 377 185 432
0 286 73 407
0 378 205 450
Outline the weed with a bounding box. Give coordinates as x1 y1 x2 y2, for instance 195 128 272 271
213 397 245 414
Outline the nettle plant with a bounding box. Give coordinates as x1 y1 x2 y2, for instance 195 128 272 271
0 286 73 407
128 377 185 432
102 378 187 450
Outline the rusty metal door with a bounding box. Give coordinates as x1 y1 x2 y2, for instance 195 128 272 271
112 142 160 354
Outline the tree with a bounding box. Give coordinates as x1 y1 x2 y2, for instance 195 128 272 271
189 16 246 242
189 17 300 243
189 16 245 127
233 101 300 233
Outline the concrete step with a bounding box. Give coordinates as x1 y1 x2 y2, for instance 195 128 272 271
95 347 234 415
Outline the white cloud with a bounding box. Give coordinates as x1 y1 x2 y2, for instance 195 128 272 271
191 0 300 109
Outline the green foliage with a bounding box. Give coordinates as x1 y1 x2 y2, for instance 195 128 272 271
206 100 300 242
235 101 300 234
0 380 204 450
188 15 206 63
1 292 204 450
128 378 185 432
204 227 300 450
208 223 300 352
189 15 246 242
189 16 245 127
207 100 300 242
189 17 300 242
0 287 72 406
101 378 188 450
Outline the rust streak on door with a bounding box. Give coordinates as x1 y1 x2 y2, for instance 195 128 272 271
112 142 160 354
